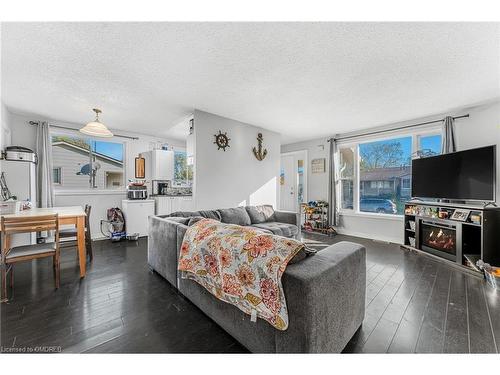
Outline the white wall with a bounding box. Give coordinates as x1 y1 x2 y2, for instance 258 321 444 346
281 100 500 244
1 102 12 149
454 101 500 203
281 138 330 202
193 110 280 210
3 107 185 239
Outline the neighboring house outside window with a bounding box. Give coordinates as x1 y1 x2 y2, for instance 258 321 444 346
51 134 124 190
338 131 442 216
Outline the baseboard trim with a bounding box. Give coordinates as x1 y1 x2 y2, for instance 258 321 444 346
335 228 402 245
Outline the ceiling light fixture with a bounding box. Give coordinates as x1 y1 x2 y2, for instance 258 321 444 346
79 108 113 138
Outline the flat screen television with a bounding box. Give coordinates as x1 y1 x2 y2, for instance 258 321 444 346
411 145 496 202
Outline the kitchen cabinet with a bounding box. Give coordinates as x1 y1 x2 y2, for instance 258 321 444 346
178 196 194 212
146 150 174 181
154 196 194 215
121 199 155 237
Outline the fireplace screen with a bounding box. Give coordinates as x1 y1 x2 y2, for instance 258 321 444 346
421 222 456 255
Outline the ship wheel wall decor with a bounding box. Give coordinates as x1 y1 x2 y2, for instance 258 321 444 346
252 133 268 161
214 130 230 151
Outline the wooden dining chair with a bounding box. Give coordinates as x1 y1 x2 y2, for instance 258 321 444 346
59 204 93 261
1 213 60 302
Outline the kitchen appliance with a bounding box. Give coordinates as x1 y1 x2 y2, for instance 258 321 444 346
0 158 37 246
3 146 37 163
152 180 170 195
127 185 148 200
144 149 174 181
412 145 496 202
121 199 155 237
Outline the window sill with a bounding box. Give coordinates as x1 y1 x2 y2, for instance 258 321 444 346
55 189 127 196
339 210 404 221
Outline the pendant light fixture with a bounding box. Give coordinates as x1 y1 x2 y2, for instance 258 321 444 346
79 108 113 138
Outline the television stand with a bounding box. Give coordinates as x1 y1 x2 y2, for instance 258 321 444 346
402 200 500 272
483 202 498 208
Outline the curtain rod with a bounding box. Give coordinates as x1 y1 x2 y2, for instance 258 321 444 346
329 114 469 142
28 121 139 140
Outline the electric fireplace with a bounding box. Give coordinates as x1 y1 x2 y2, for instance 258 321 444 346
420 221 457 261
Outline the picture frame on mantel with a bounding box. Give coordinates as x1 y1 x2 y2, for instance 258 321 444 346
311 158 326 173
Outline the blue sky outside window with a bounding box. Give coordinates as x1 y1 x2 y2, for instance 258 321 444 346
420 134 442 155
92 140 123 161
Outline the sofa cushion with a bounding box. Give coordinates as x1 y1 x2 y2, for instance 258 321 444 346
250 222 298 238
245 205 276 224
168 211 198 218
197 210 222 221
164 216 190 225
218 207 252 226
187 216 206 226
169 210 221 221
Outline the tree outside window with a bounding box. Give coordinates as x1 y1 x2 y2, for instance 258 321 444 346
359 137 412 215
174 150 193 186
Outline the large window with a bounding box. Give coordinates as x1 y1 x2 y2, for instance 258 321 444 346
338 131 442 216
51 134 124 189
359 136 412 214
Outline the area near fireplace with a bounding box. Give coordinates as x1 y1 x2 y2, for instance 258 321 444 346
402 200 500 272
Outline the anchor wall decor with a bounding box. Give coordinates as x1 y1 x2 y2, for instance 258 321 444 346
252 133 268 161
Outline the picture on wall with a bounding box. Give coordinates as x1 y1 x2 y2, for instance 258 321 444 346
311 158 326 173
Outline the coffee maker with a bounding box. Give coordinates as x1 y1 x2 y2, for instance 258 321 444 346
152 180 170 195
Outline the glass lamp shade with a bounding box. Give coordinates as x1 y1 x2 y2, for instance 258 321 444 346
79 121 113 138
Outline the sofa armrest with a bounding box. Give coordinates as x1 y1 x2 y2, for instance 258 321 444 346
148 216 187 288
274 210 298 225
276 241 366 353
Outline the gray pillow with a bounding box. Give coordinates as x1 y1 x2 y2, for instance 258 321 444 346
165 217 190 225
218 207 252 226
188 216 206 226
245 205 276 224
197 210 221 221
169 211 199 218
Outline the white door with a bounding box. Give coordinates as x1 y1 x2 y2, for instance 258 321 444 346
280 155 297 212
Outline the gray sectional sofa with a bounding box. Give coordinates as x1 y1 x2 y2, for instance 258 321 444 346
148 205 366 353
162 205 300 238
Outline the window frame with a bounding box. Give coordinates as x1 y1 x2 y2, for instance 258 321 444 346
172 147 193 187
50 128 127 193
52 167 62 185
337 146 356 211
337 125 443 217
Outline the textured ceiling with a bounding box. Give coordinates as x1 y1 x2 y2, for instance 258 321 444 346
1 22 499 143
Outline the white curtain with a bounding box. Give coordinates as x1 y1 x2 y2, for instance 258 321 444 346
36 121 55 207
441 116 457 154
328 138 338 226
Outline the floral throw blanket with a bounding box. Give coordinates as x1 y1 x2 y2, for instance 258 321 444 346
178 218 304 330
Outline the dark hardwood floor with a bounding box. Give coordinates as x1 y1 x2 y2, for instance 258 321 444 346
1 232 499 353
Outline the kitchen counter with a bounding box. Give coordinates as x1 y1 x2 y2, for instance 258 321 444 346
151 194 193 197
